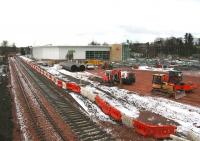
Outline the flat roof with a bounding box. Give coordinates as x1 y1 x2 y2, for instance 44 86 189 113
32 45 111 48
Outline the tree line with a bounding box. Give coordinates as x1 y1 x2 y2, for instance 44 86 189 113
129 33 200 58
0 40 17 55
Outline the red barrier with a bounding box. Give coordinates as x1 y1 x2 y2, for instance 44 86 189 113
43 71 47 77
51 76 56 83
133 120 176 138
57 79 63 88
101 101 111 115
110 106 122 121
40 69 43 75
48 74 52 80
133 120 153 136
66 82 81 93
95 95 104 108
46 73 51 80
153 125 176 138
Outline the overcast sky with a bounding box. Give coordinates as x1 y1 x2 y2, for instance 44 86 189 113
0 0 200 46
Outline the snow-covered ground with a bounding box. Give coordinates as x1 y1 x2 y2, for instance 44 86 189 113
70 92 113 122
44 63 200 138
19 56 200 139
138 66 174 72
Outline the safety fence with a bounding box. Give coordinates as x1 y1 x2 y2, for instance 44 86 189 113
20 57 177 139
133 120 176 138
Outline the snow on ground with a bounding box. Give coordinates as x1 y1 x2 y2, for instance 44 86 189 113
59 69 96 84
39 63 200 138
98 86 200 138
19 56 200 138
50 65 140 119
83 85 139 118
138 66 174 72
69 92 113 123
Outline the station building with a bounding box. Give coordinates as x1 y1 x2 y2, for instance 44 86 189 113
31 44 130 61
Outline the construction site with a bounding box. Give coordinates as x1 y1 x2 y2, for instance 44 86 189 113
1 1 200 140
4 51 199 141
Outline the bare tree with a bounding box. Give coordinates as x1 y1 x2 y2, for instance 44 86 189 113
1 40 8 47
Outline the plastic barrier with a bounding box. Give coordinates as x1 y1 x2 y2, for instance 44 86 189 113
100 101 111 115
153 125 176 138
37 68 41 73
133 120 151 136
35 66 38 70
86 92 96 102
43 71 47 77
46 73 51 80
62 81 67 89
51 76 56 83
110 106 122 121
122 114 134 128
47 73 51 80
32 65 35 69
95 95 104 108
40 69 44 75
45 71 49 78
96 95 121 120
57 79 63 88
80 87 97 102
80 87 88 97
66 82 81 93
38 68 41 73
133 120 176 138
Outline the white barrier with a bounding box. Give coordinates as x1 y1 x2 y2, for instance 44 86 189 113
122 114 134 128
81 87 97 102
62 81 67 89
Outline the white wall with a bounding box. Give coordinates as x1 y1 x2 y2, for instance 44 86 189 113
32 46 110 60
58 46 110 60
42 47 59 59
32 47 43 59
32 47 59 59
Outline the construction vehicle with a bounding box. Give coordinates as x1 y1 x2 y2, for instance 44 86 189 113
85 59 104 70
102 69 135 85
152 70 197 99
85 59 104 66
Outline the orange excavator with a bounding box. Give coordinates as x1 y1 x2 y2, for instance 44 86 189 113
152 70 197 99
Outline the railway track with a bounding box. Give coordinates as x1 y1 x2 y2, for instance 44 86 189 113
16 57 113 141
10 58 65 141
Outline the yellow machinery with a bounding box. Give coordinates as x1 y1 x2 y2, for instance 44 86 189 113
85 59 104 66
152 74 186 99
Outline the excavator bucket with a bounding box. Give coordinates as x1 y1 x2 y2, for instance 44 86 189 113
174 90 186 99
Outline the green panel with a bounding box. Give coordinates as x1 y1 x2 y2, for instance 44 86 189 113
122 44 130 61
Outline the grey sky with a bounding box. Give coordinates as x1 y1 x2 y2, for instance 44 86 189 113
0 0 199 46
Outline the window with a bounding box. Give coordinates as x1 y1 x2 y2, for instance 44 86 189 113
86 51 110 60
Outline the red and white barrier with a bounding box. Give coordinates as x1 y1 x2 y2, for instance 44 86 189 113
62 81 67 89
133 120 176 139
122 114 134 128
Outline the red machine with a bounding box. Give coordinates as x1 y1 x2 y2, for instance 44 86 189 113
164 70 197 92
102 69 135 85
